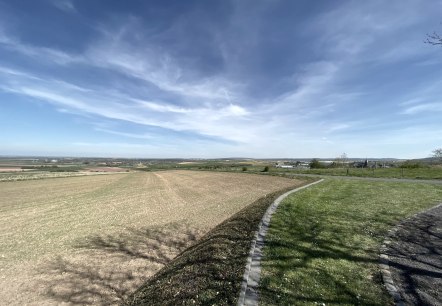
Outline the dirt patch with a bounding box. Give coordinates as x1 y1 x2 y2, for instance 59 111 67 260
0 167 32 172
85 167 129 172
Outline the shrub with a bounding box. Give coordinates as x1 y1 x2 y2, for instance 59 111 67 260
400 160 424 169
309 159 324 169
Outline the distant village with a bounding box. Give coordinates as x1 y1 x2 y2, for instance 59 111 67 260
275 159 394 169
1 155 434 171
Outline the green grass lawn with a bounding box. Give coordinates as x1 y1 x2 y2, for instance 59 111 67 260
269 166 442 180
139 162 442 180
259 179 442 306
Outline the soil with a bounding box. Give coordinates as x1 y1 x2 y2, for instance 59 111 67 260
84 167 129 172
0 168 32 172
0 170 301 305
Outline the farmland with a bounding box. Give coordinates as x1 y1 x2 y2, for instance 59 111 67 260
0 170 302 305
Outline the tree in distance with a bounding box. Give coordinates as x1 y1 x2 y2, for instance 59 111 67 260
309 158 324 169
433 148 442 163
425 31 442 45
333 153 348 168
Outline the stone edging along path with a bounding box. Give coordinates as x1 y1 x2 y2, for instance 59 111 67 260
237 179 324 306
379 228 407 306
379 202 442 306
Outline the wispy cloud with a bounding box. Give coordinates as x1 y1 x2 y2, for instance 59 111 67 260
272 61 340 109
0 32 81 65
93 128 153 140
398 81 442 115
84 37 238 103
402 103 442 115
0 66 254 143
0 18 242 104
311 0 432 59
50 0 77 13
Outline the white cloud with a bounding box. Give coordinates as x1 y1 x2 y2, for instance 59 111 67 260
82 23 239 103
134 99 191 114
398 81 442 115
312 0 426 58
402 103 442 114
325 123 351 133
0 16 336 147
0 66 256 143
51 0 76 13
0 20 243 106
223 104 249 117
274 61 339 109
93 128 153 140
0 32 81 65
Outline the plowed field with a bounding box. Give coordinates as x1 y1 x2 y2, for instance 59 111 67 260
0 170 302 305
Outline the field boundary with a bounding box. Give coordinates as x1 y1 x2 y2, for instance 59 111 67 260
237 179 324 306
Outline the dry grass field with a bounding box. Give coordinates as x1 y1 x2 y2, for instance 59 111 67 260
0 170 301 305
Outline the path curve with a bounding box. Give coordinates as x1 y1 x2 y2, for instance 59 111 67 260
237 179 324 306
380 203 442 306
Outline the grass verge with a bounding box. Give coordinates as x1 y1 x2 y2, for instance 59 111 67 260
124 180 313 306
270 167 442 180
259 179 442 305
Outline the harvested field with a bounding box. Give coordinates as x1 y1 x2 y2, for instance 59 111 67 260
0 167 32 172
84 167 129 172
0 170 126 182
0 170 302 305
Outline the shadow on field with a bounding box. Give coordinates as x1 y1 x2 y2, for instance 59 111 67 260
39 222 200 305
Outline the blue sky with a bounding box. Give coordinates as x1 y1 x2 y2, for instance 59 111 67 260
0 0 441 158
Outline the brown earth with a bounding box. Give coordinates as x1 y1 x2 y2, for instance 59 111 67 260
0 170 302 305
0 167 32 172
84 167 129 172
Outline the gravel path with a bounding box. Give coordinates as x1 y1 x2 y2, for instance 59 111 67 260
380 204 442 306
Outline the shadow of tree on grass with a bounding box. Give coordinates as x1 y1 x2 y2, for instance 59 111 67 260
258 198 398 305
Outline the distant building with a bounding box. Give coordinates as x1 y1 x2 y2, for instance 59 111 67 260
353 159 369 168
275 162 294 168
